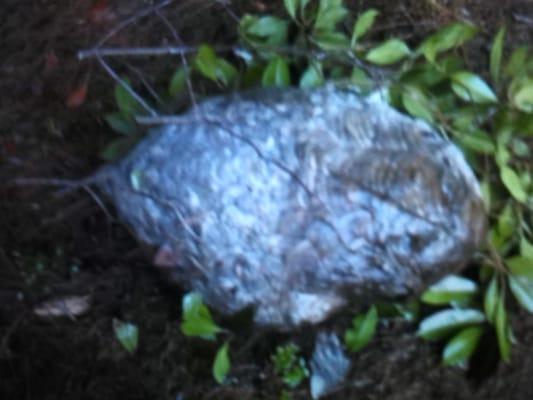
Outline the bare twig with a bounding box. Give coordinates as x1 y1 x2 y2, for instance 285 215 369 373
125 62 166 107
78 45 199 60
96 55 158 116
154 9 198 108
135 115 196 125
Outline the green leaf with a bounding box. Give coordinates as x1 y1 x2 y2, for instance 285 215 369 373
194 44 219 81
262 57 291 87
180 292 221 340
115 78 143 115
512 138 530 157
113 319 139 354
509 275 533 313
512 80 533 113
417 309 485 340
506 256 533 278
495 292 511 362
168 66 188 97
484 276 499 324
490 27 505 83
496 202 516 241
214 58 237 86
458 130 495 155
399 63 446 87
520 237 533 260
350 66 373 91
104 112 138 136
213 343 230 384
401 86 434 122
351 9 379 46
451 72 498 104
194 45 236 86
366 39 411 65
500 165 528 203
344 305 378 352
100 137 139 161
442 326 484 367
314 4 348 32
284 0 298 20
242 15 289 46
418 22 478 63
504 47 528 78
421 275 478 305
299 62 324 88
313 31 350 50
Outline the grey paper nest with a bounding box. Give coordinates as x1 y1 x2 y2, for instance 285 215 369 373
96 84 486 329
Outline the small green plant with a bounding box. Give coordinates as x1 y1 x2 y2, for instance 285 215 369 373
272 343 309 389
344 305 378 352
179 292 231 383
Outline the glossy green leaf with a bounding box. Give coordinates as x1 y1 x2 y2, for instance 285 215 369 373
344 305 378 352
509 275 533 313
213 343 230 384
451 72 498 104
507 256 533 278
214 58 237 86
351 9 379 46
417 309 485 340
314 31 350 50
194 45 236 86
504 47 528 78
350 66 373 91
512 80 533 112
194 45 219 81
442 326 484 367
421 275 478 305
520 237 533 260
458 130 495 155
284 0 298 20
180 292 221 340
418 22 478 62
168 66 188 97
299 62 324 88
484 276 499 324
400 63 446 87
366 39 411 65
495 292 511 362
490 27 505 83
314 4 348 32
512 138 530 157
113 319 139 354
402 86 434 122
104 112 138 136
242 15 289 46
500 165 528 203
496 203 516 241
262 57 291 87
115 78 143 115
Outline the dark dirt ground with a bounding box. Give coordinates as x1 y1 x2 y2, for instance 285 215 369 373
1 1 533 399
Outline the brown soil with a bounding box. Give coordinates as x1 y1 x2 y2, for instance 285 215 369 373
1 1 533 399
